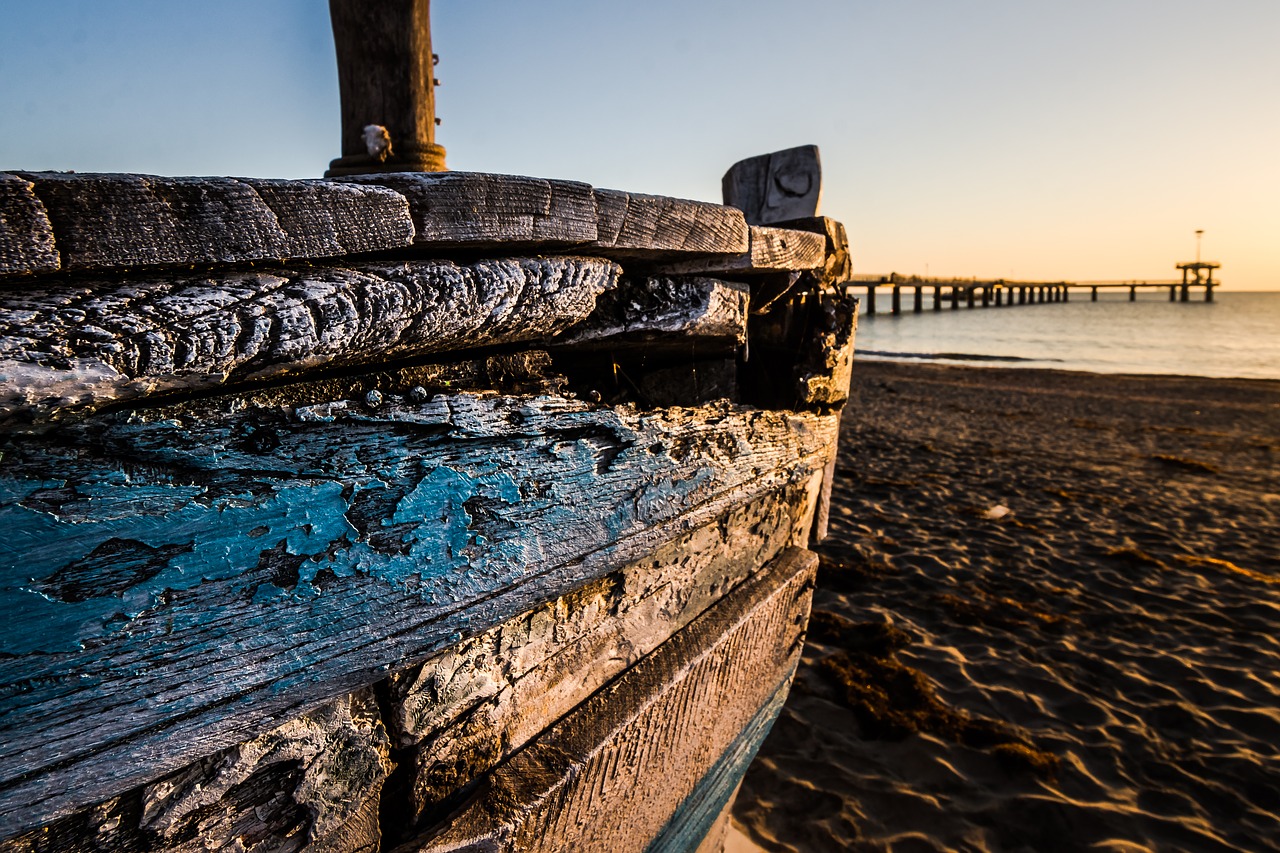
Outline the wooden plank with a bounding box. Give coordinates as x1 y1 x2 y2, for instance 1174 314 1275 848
652 689 785 853
387 485 809 827
403 547 816 853
0 175 58 277
0 390 837 835
0 256 619 427
339 172 598 248
589 189 747 259
10 173 415 273
655 225 826 277
721 146 822 226
553 275 748 350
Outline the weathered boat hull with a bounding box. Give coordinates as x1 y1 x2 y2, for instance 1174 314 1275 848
0 162 854 851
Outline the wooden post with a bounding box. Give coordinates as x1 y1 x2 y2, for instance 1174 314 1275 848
950 287 959 310
1206 283 1214 302
326 0 448 176
913 285 923 313
1062 286 1069 302
1131 285 1137 302
722 146 822 225
933 286 942 311
1091 286 1098 302
1018 287 1026 305
865 284 876 315
995 287 1003 306
891 284 901 315
966 287 975 309
981 286 989 307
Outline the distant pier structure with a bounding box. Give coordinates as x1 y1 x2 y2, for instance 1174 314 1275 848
852 266 1223 316
1175 261 1220 303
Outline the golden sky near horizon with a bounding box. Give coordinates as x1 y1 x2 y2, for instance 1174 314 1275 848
1 1 1275 290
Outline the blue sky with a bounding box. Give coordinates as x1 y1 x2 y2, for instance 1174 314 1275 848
1 1 1276 289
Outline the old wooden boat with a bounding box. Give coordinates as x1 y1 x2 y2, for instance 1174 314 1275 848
0 5 856 851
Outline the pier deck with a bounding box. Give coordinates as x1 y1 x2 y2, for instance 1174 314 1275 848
852 271 1222 316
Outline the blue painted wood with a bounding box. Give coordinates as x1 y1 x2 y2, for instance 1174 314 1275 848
646 678 793 853
0 391 836 836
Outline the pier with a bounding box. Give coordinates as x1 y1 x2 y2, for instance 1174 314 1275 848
852 267 1221 316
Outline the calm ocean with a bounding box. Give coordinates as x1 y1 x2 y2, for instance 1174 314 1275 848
854 290 1280 381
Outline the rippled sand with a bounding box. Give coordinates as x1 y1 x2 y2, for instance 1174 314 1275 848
734 361 1280 852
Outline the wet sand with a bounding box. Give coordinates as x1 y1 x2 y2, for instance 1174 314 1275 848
734 360 1280 852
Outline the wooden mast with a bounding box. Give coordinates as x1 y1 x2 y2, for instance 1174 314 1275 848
325 0 447 176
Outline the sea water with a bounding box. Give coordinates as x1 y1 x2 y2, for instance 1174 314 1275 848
853 291 1280 381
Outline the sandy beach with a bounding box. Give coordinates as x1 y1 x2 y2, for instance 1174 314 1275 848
733 360 1280 852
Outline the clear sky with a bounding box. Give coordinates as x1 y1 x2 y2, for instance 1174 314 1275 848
2 1 1276 290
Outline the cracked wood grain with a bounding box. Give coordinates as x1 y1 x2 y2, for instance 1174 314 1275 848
7 173 416 274
589 188 748 259
0 175 58 277
402 547 816 853
655 225 826 277
0 389 837 836
0 256 619 427
339 172 598 248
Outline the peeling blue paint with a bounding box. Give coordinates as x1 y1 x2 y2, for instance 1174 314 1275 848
0 403 821 664
1 477 355 654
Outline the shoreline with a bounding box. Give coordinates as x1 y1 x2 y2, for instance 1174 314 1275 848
734 360 1280 852
852 351 1280 385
